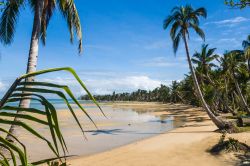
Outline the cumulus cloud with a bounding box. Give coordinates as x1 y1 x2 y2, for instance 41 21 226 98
206 17 250 27
39 74 162 96
86 76 162 94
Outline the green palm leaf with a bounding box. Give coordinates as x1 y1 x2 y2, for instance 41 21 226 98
0 67 103 165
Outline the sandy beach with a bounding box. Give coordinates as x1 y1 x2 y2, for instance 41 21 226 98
9 102 249 165
18 102 186 162
68 102 250 166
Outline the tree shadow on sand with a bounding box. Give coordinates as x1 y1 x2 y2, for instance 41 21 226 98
234 152 250 166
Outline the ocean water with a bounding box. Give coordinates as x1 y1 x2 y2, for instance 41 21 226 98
4 99 187 160
5 99 97 110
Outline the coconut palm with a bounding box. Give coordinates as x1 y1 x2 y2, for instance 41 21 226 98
192 44 219 83
220 50 250 114
0 0 82 138
163 5 229 130
191 44 234 115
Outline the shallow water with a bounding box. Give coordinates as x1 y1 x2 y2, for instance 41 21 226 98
15 103 186 162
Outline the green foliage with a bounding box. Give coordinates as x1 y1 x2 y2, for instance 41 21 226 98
0 67 102 165
163 5 206 54
192 44 219 77
0 0 82 53
80 81 198 105
225 0 250 8
81 85 171 102
0 0 24 44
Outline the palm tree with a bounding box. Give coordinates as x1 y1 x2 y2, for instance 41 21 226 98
191 44 234 115
0 0 82 138
220 50 250 114
163 5 228 130
192 44 219 83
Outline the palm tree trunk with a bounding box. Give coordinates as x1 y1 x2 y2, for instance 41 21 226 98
232 74 250 114
6 0 44 141
248 59 250 72
224 81 237 115
182 31 226 129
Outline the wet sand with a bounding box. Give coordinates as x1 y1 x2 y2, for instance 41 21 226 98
16 102 188 162
68 103 250 166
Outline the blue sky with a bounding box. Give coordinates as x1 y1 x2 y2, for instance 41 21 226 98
0 0 250 96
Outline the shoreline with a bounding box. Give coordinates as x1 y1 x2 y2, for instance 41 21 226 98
25 102 186 162
68 103 250 166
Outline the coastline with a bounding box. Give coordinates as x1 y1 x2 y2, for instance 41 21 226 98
23 102 186 162
68 102 250 166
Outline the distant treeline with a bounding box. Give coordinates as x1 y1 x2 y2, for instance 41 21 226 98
80 78 199 106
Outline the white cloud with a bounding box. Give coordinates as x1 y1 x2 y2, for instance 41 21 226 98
141 57 187 68
215 38 242 48
85 75 162 94
206 17 250 27
0 81 6 92
143 41 170 50
39 74 162 95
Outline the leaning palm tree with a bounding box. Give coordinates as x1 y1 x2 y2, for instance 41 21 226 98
163 5 230 130
0 0 82 138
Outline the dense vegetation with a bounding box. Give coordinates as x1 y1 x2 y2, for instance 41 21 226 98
80 80 198 105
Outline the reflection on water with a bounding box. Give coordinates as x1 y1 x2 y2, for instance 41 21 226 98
17 103 186 162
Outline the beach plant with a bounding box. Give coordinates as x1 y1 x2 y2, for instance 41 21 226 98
210 133 250 154
0 67 103 165
163 5 231 130
0 0 83 138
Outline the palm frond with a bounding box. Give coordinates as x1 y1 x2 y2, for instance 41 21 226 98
163 15 174 30
163 5 206 55
41 0 56 45
173 31 182 54
207 48 217 57
189 22 205 41
194 7 207 18
0 0 24 44
57 0 83 53
0 67 103 165
170 21 181 40
0 128 28 166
